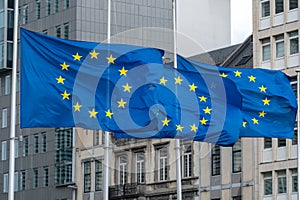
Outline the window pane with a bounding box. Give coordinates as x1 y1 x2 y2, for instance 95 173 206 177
212 145 221 175
54 0 59 13
3 174 8 192
262 45 270 61
289 31 299 55
278 139 286 147
275 0 284 13
277 171 286 194
46 0 51 16
264 138 272 149
261 1 270 17
5 75 10 95
292 169 298 192
2 108 7 128
56 25 61 38
290 0 298 10
23 136 29 156
36 0 41 19
1 141 6 160
264 172 272 195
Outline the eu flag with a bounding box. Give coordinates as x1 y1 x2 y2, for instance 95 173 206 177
177 56 297 139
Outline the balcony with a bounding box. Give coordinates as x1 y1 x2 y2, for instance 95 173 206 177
109 183 146 199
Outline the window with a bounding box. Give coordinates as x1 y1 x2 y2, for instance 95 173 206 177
261 0 270 17
136 152 145 183
158 148 168 181
211 145 221 176
119 155 127 184
275 34 284 58
262 38 271 61
15 140 18 158
275 0 284 14
293 127 297 145
183 144 192 177
277 170 286 194
22 5 28 24
93 130 99 146
290 0 298 10
84 162 91 193
56 25 61 38
5 75 10 95
264 138 272 149
42 29 48 35
263 172 272 195
14 172 18 191
36 0 41 19
232 140 242 173
20 171 26 190
54 0 59 13
46 0 51 16
3 173 8 192
289 31 298 55
34 134 39 154
2 141 6 160
292 168 298 192
41 132 46 153
33 168 38 188
64 0 70 9
23 136 28 156
278 138 286 147
64 23 69 39
2 108 7 128
43 167 49 187
95 160 102 191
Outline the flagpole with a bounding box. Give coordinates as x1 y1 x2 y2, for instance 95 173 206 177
8 0 19 199
103 0 111 199
296 69 300 200
172 0 182 199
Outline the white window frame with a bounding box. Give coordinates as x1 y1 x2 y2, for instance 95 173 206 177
275 0 284 14
289 0 298 10
119 155 127 184
183 145 192 178
2 141 6 160
262 38 271 61
277 170 286 194
263 172 273 196
2 108 7 128
275 34 285 58
3 173 8 192
136 152 145 183
289 31 299 55
159 148 168 181
5 75 10 95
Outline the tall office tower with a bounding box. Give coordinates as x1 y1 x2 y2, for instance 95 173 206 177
0 0 231 199
253 0 298 199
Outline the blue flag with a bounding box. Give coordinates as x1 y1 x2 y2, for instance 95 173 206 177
177 56 297 139
21 28 296 146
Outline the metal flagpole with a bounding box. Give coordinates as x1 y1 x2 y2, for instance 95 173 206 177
296 69 300 200
172 0 182 199
103 0 111 199
8 0 19 199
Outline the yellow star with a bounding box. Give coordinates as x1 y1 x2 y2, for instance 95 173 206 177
259 111 266 117
199 96 207 102
61 90 70 100
189 83 198 92
174 76 183 85
248 75 256 82
73 102 82 112
190 124 198 132
219 72 228 78
105 109 114 119
259 85 267 93
159 76 168 85
107 54 116 64
89 108 98 118
56 75 65 84
203 106 212 114
72 52 82 61
122 83 132 93
60 62 69 70
242 121 247 128
252 118 259 124
117 99 127 108
176 124 184 132
234 70 242 77
89 50 99 59
199 117 208 125
118 66 128 76
262 97 270 106
162 118 170 126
